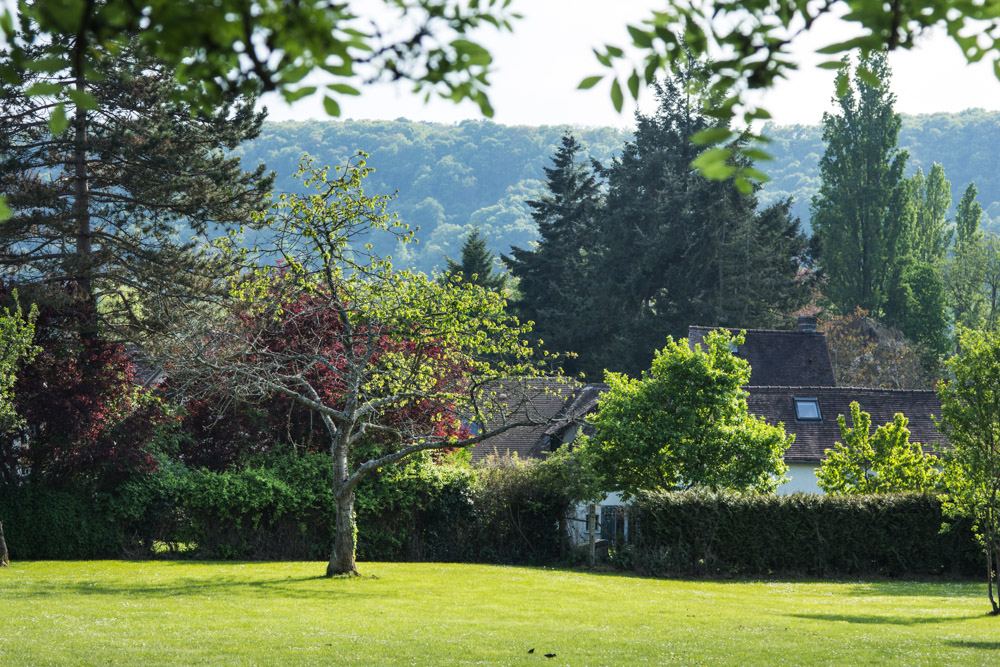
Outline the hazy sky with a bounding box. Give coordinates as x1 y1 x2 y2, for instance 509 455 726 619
262 1 1000 128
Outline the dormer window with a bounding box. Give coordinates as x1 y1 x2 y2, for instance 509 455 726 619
794 397 822 421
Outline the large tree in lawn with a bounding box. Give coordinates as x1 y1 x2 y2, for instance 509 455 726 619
158 158 561 576
0 29 271 343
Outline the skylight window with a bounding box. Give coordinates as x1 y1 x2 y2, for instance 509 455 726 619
794 397 822 421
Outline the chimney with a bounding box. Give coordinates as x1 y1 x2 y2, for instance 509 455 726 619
797 315 817 333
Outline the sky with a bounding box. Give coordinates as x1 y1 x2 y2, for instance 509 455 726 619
262 1 1000 128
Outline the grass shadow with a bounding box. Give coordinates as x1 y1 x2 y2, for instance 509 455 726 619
2 572 384 601
789 612 984 626
946 640 1000 650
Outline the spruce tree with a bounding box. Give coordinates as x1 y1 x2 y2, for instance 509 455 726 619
812 52 909 316
0 33 272 343
444 228 507 292
586 68 811 376
505 134 602 376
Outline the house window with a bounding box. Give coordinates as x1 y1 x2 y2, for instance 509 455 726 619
794 397 822 421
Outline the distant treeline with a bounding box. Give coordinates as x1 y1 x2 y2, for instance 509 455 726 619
236 111 1000 273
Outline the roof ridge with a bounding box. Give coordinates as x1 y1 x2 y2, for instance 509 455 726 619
747 384 937 393
689 325 825 335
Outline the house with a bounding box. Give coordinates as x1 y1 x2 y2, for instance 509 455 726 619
471 317 945 496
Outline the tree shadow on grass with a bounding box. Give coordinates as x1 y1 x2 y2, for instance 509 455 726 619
789 612 984 626
4 573 385 601
844 581 983 599
946 640 1000 650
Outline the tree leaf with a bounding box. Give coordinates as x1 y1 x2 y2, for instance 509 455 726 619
627 70 640 99
49 104 68 135
26 81 64 97
328 82 361 96
610 79 623 112
66 88 97 110
322 96 342 117
578 75 603 90
691 127 733 146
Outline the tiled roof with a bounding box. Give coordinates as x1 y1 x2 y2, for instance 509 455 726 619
747 386 946 463
470 378 580 462
688 325 836 387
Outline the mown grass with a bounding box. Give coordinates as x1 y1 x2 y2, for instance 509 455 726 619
1 561 998 665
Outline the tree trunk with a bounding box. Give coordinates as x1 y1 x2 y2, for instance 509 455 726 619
0 520 9 567
587 503 597 567
327 434 358 577
990 545 1000 615
327 490 358 577
71 18 97 343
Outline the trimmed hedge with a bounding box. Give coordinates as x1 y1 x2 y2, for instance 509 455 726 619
625 490 982 577
0 486 125 559
0 454 572 563
2 466 984 578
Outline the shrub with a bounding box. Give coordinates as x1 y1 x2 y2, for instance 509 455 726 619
0 486 125 559
629 490 980 577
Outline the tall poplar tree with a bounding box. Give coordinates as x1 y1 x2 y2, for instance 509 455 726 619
909 164 953 263
505 134 602 377
0 31 272 343
949 183 988 330
883 162 953 360
812 52 909 316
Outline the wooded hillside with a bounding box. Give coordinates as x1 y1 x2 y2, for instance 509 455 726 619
236 111 1000 273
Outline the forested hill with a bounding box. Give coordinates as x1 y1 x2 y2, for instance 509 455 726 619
236 111 1000 274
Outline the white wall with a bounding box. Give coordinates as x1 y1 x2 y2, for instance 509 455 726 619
779 462 822 494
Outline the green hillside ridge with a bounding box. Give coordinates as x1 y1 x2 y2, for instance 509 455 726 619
236 111 1000 273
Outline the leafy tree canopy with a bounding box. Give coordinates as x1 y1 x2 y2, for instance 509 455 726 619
816 401 941 495
576 329 792 499
0 292 38 435
588 1 1000 184
939 327 1000 613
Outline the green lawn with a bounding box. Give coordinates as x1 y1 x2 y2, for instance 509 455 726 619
1 562 998 665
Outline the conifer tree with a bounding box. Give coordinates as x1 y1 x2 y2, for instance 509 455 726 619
444 228 507 292
505 134 602 376
812 53 909 316
586 67 811 376
0 32 272 343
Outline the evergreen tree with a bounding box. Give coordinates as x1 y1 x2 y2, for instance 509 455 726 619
0 33 272 343
505 134 602 376
812 53 909 316
444 228 507 292
586 68 811 376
